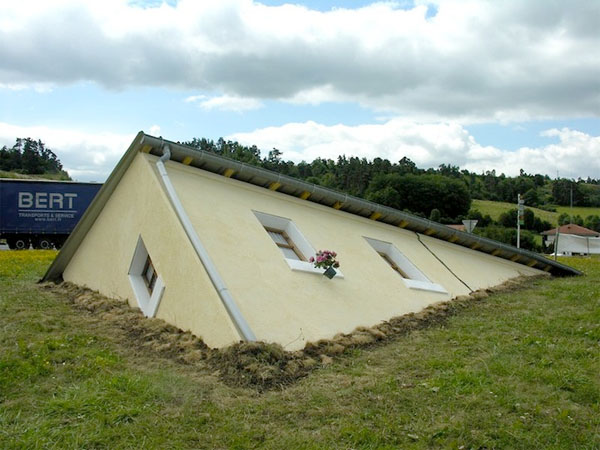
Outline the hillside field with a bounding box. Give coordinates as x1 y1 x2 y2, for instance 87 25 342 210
472 199 600 227
1 251 599 448
0 170 70 181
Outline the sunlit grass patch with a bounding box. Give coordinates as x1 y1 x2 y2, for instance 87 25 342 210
472 199 600 227
0 250 57 280
0 251 599 448
472 199 558 224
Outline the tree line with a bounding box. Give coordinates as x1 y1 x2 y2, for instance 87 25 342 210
3 135 596 253
183 137 474 220
181 137 600 253
2 135 597 215
0 138 69 178
182 136 600 214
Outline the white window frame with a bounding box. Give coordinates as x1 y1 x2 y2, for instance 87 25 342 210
128 236 166 317
254 211 344 278
264 227 306 261
364 237 446 293
142 256 158 294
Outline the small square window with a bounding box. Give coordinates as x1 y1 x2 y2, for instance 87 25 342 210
378 251 410 279
253 211 344 278
365 237 446 294
143 255 158 293
265 227 305 261
128 236 166 317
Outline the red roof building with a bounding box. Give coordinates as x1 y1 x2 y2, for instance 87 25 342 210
541 223 600 237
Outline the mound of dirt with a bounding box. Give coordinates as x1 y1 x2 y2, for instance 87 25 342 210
207 341 317 389
41 275 545 390
41 282 210 364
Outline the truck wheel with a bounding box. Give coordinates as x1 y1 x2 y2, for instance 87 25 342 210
38 238 54 250
13 238 29 250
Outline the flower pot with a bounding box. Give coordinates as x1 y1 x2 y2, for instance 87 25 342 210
323 266 337 279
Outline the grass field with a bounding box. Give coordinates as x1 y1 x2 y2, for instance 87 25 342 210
0 170 70 181
1 251 599 448
472 199 600 227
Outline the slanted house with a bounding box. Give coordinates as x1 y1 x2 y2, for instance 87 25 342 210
43 133 580 350
541 223 600 255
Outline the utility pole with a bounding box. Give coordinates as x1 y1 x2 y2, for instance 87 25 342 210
570 182 573 224
517 193 524 249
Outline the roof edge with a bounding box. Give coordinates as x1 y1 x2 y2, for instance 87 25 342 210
43 132 582 280
42 131 147 281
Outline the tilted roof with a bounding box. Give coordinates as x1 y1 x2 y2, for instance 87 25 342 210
541 223 600 237
43 132 581 281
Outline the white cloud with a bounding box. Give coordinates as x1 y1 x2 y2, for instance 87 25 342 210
185 94 263 112
228 119 600 179
0 82 53 92
0 0 598 121
148 124 161 136
184 94 206 103
0 122 133 182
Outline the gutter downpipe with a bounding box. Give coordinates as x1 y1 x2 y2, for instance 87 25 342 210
156 145 256 342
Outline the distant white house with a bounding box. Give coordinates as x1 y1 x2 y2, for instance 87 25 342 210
541 223 600 255
43 133 580 350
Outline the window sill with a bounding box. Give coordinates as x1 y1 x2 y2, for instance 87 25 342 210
129 274 166 316
285 259 345 278
402 279 447 294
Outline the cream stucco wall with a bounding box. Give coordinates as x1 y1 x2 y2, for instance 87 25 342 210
419 234 541 289
62 151 544 351
63 153 241 348
162 158 544 350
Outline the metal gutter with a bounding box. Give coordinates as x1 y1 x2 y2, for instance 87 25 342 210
155 145 256 342
43 132 582 280
139 134 581 277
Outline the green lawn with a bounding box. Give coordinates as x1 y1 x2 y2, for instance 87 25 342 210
1 251 599 448
554 205 600 222
0 170 70 180
472 199 600 227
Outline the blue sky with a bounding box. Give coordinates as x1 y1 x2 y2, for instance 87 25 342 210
0 0 598 181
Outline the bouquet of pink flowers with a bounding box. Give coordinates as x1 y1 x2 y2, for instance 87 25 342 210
309 250 340 270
